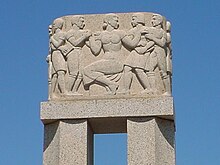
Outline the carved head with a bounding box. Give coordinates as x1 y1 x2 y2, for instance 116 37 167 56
48 24 52 37
166 21 171 32
131 13 145 27
103 13 119 30
71 16 85 29
52 18 64 32
152 14 163 27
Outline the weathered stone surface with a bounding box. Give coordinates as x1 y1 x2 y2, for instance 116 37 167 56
43 120 93 165
127 117 175 165
47 12 172 100
41 96 174 123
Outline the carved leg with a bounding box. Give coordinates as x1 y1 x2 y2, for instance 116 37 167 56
95 76 119 95
140 51 158 95
147 71 159 95
66 51 81 93
66 75 77 93
135 68 152 94
48 61 52 100
57 71 67 94
52 74 58 91
72 76 83 95
50 74 58 99
120 66 133 94
48 82 52 100
162 74 171 96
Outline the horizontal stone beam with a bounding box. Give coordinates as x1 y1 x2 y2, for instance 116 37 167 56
41 96 174 124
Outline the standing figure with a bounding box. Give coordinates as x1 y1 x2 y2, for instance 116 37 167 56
144 14 171 96
83 14 127 95
166 21 172 91
46 25 54 100
50 18 67 95
65 16 91 95
122 13 155 94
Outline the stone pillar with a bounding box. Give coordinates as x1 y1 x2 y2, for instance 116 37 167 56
127 117 175 165
43 120 93 165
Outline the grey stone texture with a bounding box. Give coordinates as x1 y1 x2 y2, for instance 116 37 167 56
43 120 93 165
127 117 175 165
41 97 175 164
41 96 174 123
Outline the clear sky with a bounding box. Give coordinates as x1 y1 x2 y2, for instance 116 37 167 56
1 0 220 164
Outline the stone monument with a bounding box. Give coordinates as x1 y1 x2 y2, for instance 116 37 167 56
41 12 175 165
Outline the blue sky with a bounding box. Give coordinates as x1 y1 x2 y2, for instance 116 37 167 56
1 0 220 164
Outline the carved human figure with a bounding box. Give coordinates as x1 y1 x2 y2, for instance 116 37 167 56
50 18 67 95
65 16 91 95
83 14 128 95
46 25 53 100
144 14 171 96
166 21 172 87
121 13 155 94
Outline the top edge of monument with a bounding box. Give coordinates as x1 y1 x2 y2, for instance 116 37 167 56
56 12 165 19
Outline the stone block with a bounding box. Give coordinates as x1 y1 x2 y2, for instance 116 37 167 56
43 120 93 165
127 117 175 165
41 97 174 124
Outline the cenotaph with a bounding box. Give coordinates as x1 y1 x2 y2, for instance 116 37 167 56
40 12 175 165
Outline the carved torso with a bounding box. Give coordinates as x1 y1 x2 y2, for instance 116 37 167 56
50 31 66 51
101 30 123 53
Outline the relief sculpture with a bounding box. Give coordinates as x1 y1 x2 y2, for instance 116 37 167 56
49 18 67 98
47 12 173 100
46 25 53 100
122 13 156 95
65 16 91 95
144 14 171 96
83 14 125 95
166 21 172 91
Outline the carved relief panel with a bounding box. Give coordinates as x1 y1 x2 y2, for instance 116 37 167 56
46 12 172 100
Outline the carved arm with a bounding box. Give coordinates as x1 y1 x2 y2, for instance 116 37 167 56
122 31 141 49
145 32 166 48
67 31 91 47
135 41 155 54
50 35 65 49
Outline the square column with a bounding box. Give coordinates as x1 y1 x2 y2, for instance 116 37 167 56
127 117 175 165
43 120 93 165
